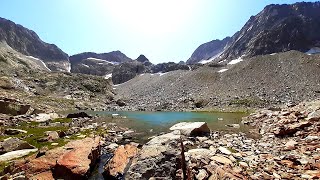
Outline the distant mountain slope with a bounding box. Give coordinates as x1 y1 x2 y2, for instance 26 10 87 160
186 37 231 64
0 17 70 71
69 51 132 76
218 1 320 62
189 1 320 64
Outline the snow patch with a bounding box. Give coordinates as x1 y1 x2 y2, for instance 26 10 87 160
27 56 51 71
199 59 213 64
218 59 227 64
306 47 320 55
270 53 277 56
139 74 145 76
86 57 119 65
218 69 228 73
104 73 112 79
228 57 243 65
82 64 90 68
188 65 191 71
157 72 168 76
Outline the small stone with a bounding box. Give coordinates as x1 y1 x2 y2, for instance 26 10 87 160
239 162 249 168
226 124 240 128
218 147 232 155
273 172 281 179
196 169 208 180
284 140 297 150
211 156 232 165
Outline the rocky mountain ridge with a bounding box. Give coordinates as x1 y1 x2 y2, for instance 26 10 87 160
0 17 70 71
188 1 320 64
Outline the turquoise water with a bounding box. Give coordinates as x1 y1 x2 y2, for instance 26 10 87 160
88 111 250 142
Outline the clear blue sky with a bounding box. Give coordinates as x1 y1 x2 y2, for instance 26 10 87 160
0 0 317 63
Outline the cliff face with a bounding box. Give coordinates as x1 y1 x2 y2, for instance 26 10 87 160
217 2 320 62
0 17 70 71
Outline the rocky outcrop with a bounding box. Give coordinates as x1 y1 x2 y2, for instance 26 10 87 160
0 17 69 71
0 98 31 116
112 61 150 84
104 144 138 178
16 137 101 179
70 51 132 76
169 122 210 136
187 37 231 64
151 62 190 73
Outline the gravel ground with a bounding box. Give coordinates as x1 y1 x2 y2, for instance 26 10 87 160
113 51 320 111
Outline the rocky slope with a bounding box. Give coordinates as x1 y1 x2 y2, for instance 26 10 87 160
113 51 320 111
187 37 231 64
69 51 132 76
189 1 320 64
0 17 70 71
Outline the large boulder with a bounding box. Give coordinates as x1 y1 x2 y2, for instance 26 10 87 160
17 137 101 179
0 98 31 116
104 144 138 178
66 112 92 119
32 113 59 122
127 132 182 179
169 122 210 136
0 137 35 154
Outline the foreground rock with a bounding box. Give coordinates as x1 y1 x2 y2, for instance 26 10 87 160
14 137 100 179
170 122 210 136
104 144 138 178
0 149 38 162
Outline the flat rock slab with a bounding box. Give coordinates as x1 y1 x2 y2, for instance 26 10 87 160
104 144 138 177
0 149 38 162
170 122 210 136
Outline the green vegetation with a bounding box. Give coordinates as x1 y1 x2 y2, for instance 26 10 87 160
52 118 72 123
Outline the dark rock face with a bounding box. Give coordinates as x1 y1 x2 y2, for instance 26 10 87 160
151 62 190 73
0 17 69 71
219 2 320 62
70 51 132 76
136 54 153 66
112 61 150 84
187 37 231 64
66 112 92 119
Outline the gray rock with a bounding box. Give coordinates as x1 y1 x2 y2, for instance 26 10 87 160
169 122 210 136
1 137 35 153
0 149 38 162
4 129 27 135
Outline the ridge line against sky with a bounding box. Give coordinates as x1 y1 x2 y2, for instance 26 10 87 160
0 0 318 63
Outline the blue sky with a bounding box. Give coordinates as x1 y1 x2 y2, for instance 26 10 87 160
0 0 317 63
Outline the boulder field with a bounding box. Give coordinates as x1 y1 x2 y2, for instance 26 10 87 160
1 101 320 179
